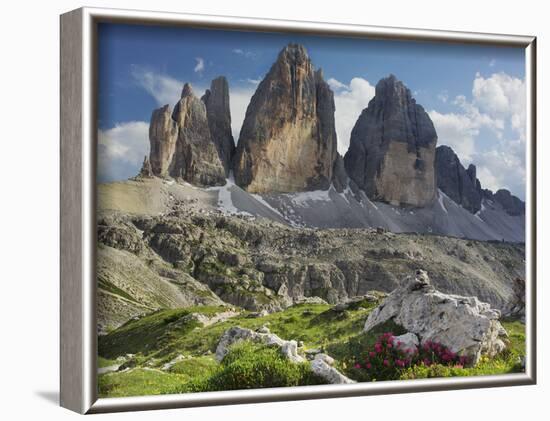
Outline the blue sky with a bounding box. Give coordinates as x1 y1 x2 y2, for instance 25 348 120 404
98 23 526 199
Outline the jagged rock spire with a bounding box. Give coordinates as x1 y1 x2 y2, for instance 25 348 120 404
233 43 341 193
435 145 482 213
148 82 226 186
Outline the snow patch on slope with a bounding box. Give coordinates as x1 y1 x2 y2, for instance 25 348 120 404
437 189 449 214
207 176 253 217
287 189 332 207
190 178 524 242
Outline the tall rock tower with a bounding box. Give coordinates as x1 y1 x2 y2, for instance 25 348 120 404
344 75 437 207
202 76 235 176
148 82 226 187
233 44 344 193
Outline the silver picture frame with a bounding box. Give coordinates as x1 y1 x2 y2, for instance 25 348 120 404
60 6 537 414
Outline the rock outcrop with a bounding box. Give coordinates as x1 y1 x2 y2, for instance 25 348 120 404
391 332 419 356
504 277 525 322
96 203 525 320
435 145 482 213
492 189 525 216
201 76 235 176
344 75 437 207
216 326 355 384
138 156 153 178
310 353 356 384
215 326 305 363
148 83 226 186
233 44 339 193
364 270 507 365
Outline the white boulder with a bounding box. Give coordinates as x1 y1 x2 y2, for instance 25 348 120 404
313 353 335 366
310 356 355 384
364 270 507 365
215 326 305 363
392 332 419 356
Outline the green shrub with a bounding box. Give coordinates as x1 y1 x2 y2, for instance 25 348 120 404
399 364 465 380
169 356 218 378
169 341 324 393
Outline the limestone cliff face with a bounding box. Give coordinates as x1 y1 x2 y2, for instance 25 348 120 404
435 145 482 214
202 76 235 176
148 83 226 186
344 75 437 207
149 105 178 177
233 44 339 193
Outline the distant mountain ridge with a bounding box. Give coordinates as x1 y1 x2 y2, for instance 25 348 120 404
141 42 524 241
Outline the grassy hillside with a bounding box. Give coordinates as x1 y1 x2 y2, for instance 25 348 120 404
98 302 525 398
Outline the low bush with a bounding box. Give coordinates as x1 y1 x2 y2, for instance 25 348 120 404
169 341 324 393
399 363 465 380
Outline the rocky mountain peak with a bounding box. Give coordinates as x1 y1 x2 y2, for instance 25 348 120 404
493 189 525 216
148 80 226 186
181 83 194 98
233 43 342 193
344 74 437 207
435 145 482 214
279 43 309 64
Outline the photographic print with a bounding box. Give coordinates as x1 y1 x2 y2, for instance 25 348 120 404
95 22 528 399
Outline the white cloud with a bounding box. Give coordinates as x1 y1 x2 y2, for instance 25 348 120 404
131 67 181 106
429 71 526 198
475 146 526 195
327 78 348 90
229 88 255 140
232 49 255 59
331 77 376 153
97 121 149 182
453 94 504 136
194 57 205 73
244 78 261 86
428 110 477 163
437 91 449 103
472 72 526 140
